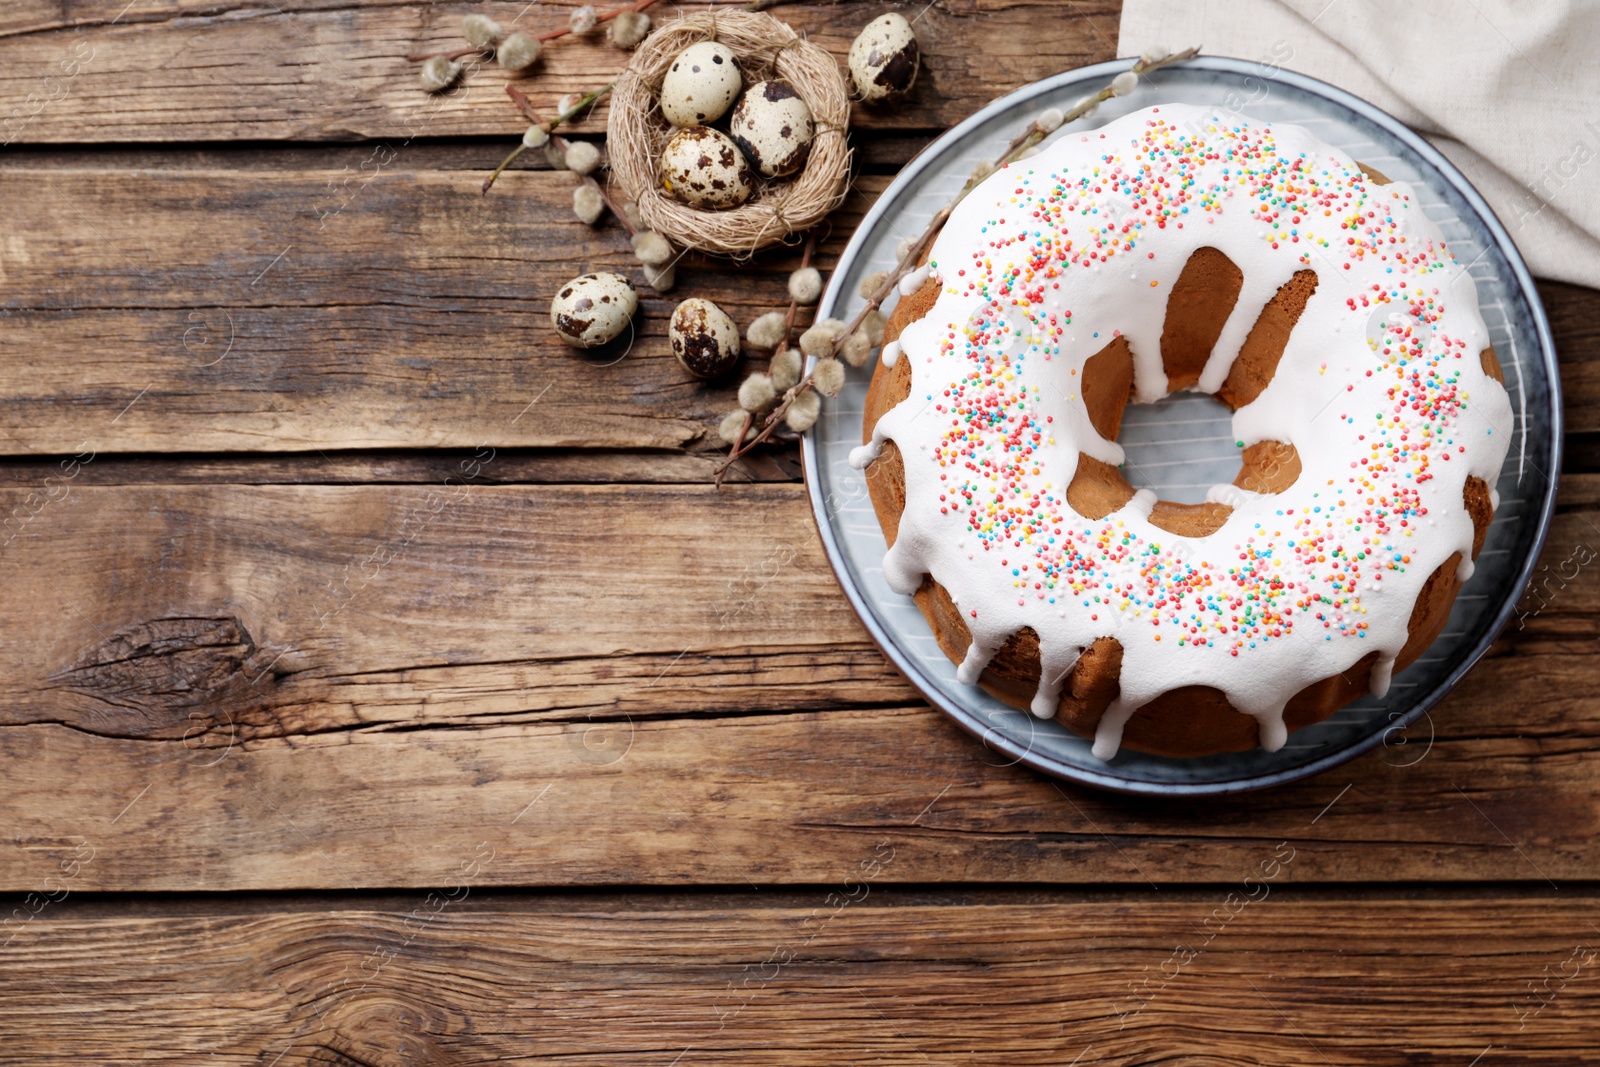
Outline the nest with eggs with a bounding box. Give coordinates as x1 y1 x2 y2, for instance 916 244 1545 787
607 10 851 257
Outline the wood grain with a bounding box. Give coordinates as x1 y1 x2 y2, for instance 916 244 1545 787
0 479 1595 892
0 164 1597 457
5 0 1595 1050
1 895 1595 1063
0 447 803 486
0 0 1118 144
0 165 884 454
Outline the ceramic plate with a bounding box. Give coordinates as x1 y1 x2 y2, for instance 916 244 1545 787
802 56 1561 795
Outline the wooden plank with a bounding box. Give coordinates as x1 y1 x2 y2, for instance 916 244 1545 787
0 131 938 173
2 165 1598 457
0 448 802 486
0 895 1595 1063
0 479 1596 891
0 165 881 455
1544 279 1600 434
0 0 1118 144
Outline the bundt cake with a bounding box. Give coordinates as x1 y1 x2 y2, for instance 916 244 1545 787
853 103 1511 760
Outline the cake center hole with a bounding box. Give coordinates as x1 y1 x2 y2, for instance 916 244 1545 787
1115 391 1243 506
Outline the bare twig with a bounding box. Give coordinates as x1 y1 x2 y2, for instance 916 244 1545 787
505 84 541 124
409 0 660 60
583 175 636 233
482 145 530 194
543 83 615 135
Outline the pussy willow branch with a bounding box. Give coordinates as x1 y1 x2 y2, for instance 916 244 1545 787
713 46 1202 483
538 0 660 42
780 236 817 353
718 235 815 473
409 0 659 61
482 83 616 194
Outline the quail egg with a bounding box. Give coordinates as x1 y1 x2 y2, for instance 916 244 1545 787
550 272 637 348
669 297 741 378
659 41 743 127
658 125 753 210
728 80 814 178
848 13 919 103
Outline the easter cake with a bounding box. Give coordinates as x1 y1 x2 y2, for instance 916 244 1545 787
852 103 1511 760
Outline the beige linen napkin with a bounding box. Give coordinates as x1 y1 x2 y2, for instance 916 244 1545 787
1118 0 1600 288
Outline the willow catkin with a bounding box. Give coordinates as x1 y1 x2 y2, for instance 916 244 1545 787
799 318 844 358
738 373 776 412
718 409 748 445
811 356 845 397
769 348 802 391
607 10 850 258
840 330 872 367
573 184 606 225
420 57 461 93
462 14 503 49
784 390 821 432
632 231 673 266
862 309 888 345
787 267 822 304
563 141 602 176
610 11 651 48
643 262 676 291
746 311 788 350
497 32 542 71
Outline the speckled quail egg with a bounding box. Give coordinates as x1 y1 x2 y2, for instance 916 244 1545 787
659 41 743 127
669 297 741 378
848 13 919 103
728 80 814 178
549 272 637 348
658 125 754 210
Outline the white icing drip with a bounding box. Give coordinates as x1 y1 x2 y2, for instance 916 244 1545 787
1205 483 1257 509
1091 699 1134 761
1369 654 1396 699
1254 709 1289 753
864 104 1513 760
848 439 883 469
1129 339 1169 403
881 535 924 595
1457 556 1476 583
1032 643 1086 719
1198 270 1287 394
899 264 932 295
1061 402 1125 465
882 339 902 367
956 636 998 685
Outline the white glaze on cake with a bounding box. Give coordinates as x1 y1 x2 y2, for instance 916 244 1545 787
851 104 1512 759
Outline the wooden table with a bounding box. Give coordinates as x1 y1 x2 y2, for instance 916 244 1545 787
1 2 1596 1062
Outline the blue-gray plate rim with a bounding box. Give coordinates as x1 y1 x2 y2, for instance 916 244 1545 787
800 56 1561 796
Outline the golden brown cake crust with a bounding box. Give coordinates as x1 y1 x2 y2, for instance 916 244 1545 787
862 230 1495 759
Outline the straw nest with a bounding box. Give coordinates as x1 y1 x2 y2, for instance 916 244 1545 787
607 10 851 257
